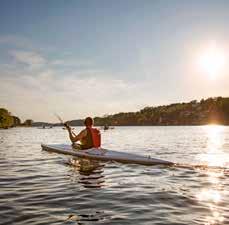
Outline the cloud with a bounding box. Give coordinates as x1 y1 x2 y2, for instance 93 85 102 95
2 64 229 122
9 50 46 68
0 68 152 122
3 37 229 122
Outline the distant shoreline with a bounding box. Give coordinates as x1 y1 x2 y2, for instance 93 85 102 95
2 97 229 128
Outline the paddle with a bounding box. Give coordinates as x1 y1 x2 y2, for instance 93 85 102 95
54 113 69 128
54 113 64 124
54 113 77 136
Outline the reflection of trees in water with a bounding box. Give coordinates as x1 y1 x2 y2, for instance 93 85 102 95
69 158 105 188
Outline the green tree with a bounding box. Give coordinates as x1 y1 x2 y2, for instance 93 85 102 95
0 108 14 128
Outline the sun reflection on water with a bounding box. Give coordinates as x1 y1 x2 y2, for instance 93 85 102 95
205 125 225 153
195 125 227 224
196 173 225 224
197 189 221 203
196 125 228 167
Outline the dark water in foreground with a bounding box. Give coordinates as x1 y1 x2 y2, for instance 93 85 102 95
0 126 229 225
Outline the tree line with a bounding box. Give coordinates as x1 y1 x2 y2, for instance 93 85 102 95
2 97 229 128
93 97 229 126
0 108 32 129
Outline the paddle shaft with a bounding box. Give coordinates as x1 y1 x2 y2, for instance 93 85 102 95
54 113 64 124
54 113 77 137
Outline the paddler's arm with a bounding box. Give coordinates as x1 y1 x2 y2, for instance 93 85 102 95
65 125 86 143
64 122 77 143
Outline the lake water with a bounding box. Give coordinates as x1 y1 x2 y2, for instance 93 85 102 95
0 126 229 225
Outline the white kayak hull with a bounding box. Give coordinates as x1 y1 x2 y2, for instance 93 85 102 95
41 144 173 166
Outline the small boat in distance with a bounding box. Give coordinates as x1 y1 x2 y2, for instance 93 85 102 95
102 125 115 131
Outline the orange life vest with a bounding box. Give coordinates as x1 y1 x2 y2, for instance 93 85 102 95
87 127 101 148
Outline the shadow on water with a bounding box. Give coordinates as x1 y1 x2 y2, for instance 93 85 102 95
65 211 110 224
67 158 106 189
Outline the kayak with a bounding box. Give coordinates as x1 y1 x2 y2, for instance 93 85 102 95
41 144 174 166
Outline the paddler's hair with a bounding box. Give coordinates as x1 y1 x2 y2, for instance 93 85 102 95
84 117 93 127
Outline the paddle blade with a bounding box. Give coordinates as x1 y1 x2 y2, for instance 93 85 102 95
54 113 64 124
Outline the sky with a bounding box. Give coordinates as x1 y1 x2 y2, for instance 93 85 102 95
0 0 229 122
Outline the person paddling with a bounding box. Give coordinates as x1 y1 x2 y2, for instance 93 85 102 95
64 117 101 150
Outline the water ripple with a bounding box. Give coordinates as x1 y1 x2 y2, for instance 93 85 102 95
0 126 229 224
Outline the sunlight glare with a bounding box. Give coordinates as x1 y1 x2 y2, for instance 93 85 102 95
196 125 227 167
198 43 226 79
196 188 225 224
197 189 221 203
205 125 225 153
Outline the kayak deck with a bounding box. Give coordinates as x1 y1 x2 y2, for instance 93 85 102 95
41 144 174 166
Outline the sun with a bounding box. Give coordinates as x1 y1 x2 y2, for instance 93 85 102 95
198 43 226 79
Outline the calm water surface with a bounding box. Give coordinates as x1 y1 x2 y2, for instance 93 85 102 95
0 126 229 225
